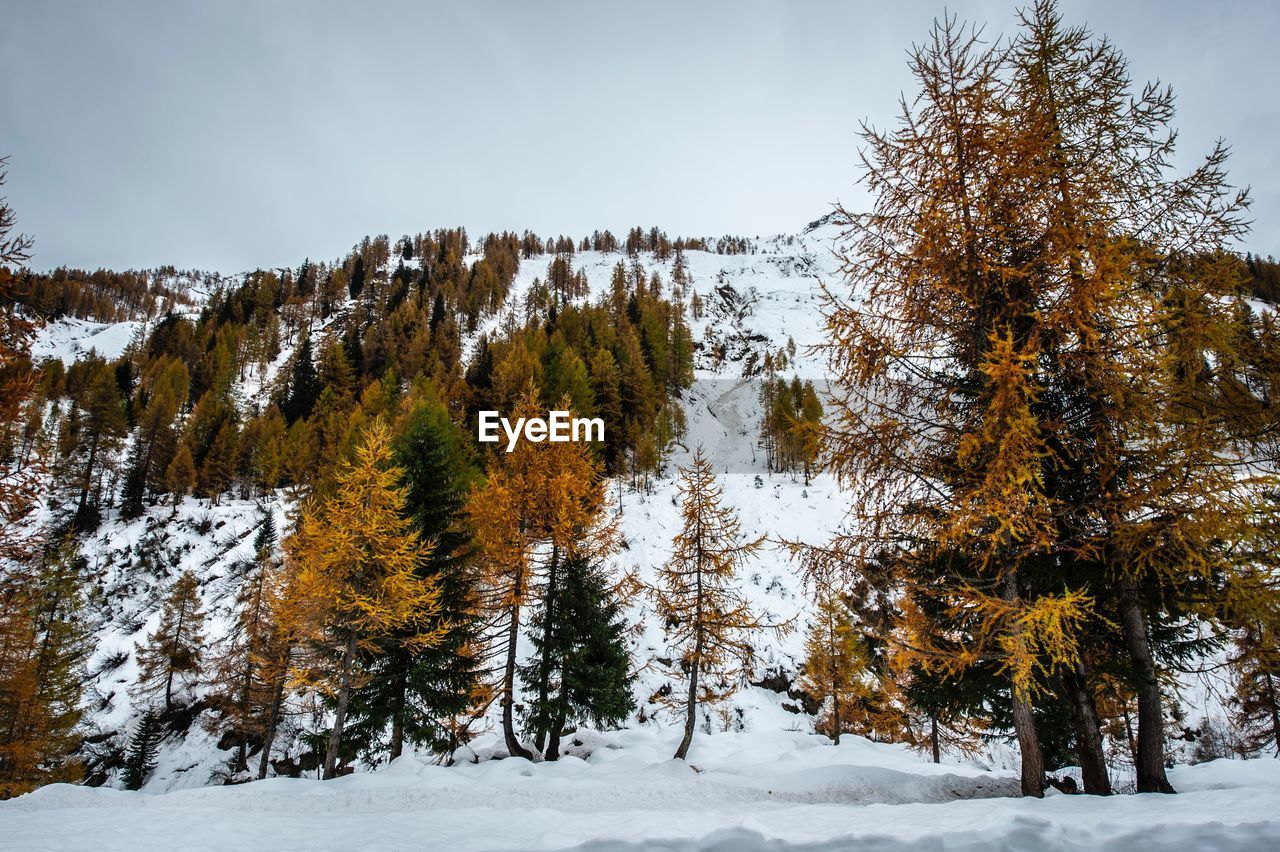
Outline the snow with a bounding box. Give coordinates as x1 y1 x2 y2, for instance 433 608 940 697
7 224 1269 850
30 317 145 363
2 743 1277 851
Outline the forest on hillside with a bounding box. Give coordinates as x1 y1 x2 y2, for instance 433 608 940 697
0 0 1279 813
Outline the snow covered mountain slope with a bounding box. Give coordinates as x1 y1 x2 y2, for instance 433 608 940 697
31 317 146 364
6 222 1270 850
23 223 859 792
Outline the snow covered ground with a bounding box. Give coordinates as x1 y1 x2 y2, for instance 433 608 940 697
2 737 1276 851
30 317 145 364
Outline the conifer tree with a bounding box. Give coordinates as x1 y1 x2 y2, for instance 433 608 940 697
120 357 189 518
1229 616 1280 756
209 509 281 777
0 543 93 798
814 14 1088 789
343 396 482 761
349 255 366 300
467 386 614 760
651 448 780 760
134 571 207 711
198 420 239 504
816 1 1257 797
253 552 299 781
520 555 634 759
799 592 870 745
0 156 33 268
589 348 624 473
283 419 446 779
164 444 196 511
1001 0 1256 794
317 336 356 402
283 334 319 424
120 712 160 791
58 358 128 530
0 157 40 560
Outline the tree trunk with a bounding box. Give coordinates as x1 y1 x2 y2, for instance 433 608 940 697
1266 670 1280 757
257 670 286 780
546 693 566 761
832 692 841 746
502 594 531 760
533 545 560 753
545 717 564 761
236 641 256 776
674 559 704 761
545 644 573 762
674 652 699 760
164 604 187 711
1065 659 1111 795
1010 688 1045 797
930 713 940 764
1003 573 1045 798
389 664 407 761
1118 577 1176 793
75 434 100 524
323 630 356 780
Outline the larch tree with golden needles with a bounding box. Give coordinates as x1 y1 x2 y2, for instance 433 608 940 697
283 418 447 780
1001 0 1262 794
134 570 206 712
466 385 616 760
817 11 1087 796
253 543 303 781
0 542 92 799
652 448 782 760
798 591 871 745
818 0 1266 797
208 509 282 779
0 155 41 564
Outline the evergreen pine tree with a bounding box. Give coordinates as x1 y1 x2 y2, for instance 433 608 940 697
120 712 161 791
343 396 482 762
349 256 366 300
283 334 319 424
520 555 634 760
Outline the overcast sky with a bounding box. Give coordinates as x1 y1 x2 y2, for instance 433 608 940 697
3 0 1277 272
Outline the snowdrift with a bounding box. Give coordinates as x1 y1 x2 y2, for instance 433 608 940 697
3 733 1277 851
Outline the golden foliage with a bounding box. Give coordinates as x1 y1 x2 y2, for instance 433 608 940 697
798 592 873 743
650 449 789 731
283 417 446 694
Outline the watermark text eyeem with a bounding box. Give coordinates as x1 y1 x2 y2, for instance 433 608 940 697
477 410 605 452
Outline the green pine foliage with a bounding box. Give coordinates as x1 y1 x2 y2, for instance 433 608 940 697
758 375 823 482
342 393 483 761
520 555 635 760
120 712 161 791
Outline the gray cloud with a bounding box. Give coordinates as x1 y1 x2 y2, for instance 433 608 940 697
2 0 1277 272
